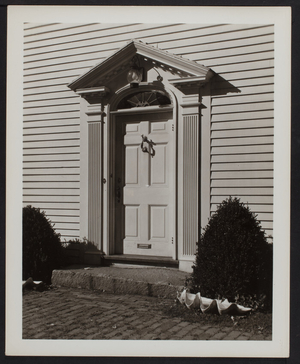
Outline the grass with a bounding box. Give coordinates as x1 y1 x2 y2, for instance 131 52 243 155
160 298 272 337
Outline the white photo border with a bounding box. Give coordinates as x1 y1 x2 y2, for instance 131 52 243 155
6 5 291 357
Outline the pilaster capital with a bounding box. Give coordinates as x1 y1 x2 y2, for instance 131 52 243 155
86 104 106 123
180 94 201 116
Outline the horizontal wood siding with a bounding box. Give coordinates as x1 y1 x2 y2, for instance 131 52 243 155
207 24 274 238
23 23 274 240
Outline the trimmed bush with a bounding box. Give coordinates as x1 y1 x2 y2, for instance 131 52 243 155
23 205 62 284
190 197 273 311
62 238 102 265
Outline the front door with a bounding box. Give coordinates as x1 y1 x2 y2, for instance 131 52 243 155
114 110 175 257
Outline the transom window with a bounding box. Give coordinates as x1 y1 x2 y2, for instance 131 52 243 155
117 90 171 109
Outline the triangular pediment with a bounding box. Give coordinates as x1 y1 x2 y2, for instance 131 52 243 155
67 39 213 91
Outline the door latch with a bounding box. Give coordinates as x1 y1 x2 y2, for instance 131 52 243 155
141 134 156 157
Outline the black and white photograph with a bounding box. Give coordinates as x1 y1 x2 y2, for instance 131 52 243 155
6 5 291 358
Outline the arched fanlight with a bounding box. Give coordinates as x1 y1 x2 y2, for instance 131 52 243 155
117 90 171 109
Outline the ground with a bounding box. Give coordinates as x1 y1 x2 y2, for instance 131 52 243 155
23 287 272 340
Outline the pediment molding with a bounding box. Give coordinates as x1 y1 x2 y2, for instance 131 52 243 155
68 39 213 92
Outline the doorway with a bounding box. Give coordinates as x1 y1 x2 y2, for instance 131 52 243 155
111 108 176 258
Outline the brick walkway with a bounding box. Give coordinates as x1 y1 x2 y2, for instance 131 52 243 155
23 287 271 340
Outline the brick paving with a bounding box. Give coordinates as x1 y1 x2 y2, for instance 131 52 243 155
23 287 270 340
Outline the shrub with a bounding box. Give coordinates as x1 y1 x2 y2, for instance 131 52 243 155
190 197 273 311
23 205 62 284
63 238 99 252
61 238 104 265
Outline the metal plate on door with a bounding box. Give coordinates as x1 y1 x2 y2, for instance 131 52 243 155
137 244 152 249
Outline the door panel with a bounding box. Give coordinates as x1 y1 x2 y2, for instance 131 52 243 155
125 205 139 238
150 143 167 186
125 146 139 185
114 112 174 257
150 205 167 240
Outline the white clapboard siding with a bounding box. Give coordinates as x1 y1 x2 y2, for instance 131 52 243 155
24 119 80 129
23 23 122 36
210 59 274 75
214 85 274 97
23 169 79 178
23 140 80 149
23 181 80 189
24 23 185 45
23 104 79 117
24 53 107 70
23 112 79 123
178 40 274 60
23 68 88 83
24 24 194 55
211 153 273 164
23 202 80 210
211 179 273 188
47 223 81 232
24 96 79 108
207 23 274 237
23 125 80 136
211 119 274 131
192 50 274 67
23 155 80 164
23 146 80 156
176 20 271 238
211 136 273 148
211 110 274 122
23 25 272 65
159 25 273 49
211 144 273 154
23 161 80 169
211 187 272 196
46 215 80 223
24 59 101 75
23 188 80 197
24 76 80 89
24 90 77 101
211 162 273 171
23 124 79 135
23 174 80 182
23 194 79 203
43 210 80 217
23 85 73 96
216 76 274 89
24 22 274 239
172 35 274 58
211 93 274 106
211 170 273 179
216 69 274 82
212 101 274 115
23 132 80 143
24 24 262 48
211 195 273 204
212 127 273 139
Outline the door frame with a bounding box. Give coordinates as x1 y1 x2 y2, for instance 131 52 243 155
104 84 178 260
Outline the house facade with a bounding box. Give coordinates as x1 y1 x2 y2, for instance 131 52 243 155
23 23 274 271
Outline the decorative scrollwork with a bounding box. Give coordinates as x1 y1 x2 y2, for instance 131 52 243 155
141 134 156 157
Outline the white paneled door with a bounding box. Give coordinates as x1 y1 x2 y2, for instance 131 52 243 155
114 111 175 257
